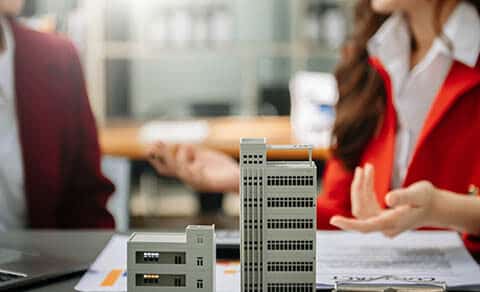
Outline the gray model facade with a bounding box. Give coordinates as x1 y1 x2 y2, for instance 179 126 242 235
240 138 317 292
127 225 215 292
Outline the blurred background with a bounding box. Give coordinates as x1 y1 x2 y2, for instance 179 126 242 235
19 0 352 231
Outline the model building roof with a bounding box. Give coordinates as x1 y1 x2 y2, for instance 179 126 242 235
130 232 187 243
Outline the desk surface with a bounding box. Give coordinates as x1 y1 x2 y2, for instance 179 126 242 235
3 231 480 292
99 116 330 161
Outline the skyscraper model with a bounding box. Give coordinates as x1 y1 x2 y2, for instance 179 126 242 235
240 138 317 292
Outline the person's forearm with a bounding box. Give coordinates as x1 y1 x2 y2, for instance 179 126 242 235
231 166 240 194
432 189 480 235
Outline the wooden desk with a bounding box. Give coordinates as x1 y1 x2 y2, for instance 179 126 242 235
99 116 330 161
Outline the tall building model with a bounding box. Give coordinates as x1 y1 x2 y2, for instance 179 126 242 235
240 138 317 292
127 225 215 292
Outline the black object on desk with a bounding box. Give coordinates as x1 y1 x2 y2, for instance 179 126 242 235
216 230 240 259
0 247 85 291
0 231 113 292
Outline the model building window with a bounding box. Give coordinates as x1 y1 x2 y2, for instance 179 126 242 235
197 279 203 288
197 256 204 266
197 236 204 244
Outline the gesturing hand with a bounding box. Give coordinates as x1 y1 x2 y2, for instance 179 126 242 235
331 172 438 238
350 163 382 219
148 142 240 193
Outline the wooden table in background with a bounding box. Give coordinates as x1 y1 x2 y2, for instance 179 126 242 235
99 116 330 161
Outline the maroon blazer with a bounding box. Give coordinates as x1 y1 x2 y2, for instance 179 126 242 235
9 18 115 228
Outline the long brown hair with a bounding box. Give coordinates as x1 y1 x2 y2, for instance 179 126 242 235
332 0 480 171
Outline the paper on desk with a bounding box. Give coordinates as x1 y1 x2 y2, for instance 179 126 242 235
75 235 240 292
216 261 241 292
76 232 480 291
75 235 128 292
138 120 209 144
316 231 480 290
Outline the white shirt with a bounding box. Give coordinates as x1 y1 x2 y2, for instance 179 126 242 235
0 16 26 230
367 2 480 188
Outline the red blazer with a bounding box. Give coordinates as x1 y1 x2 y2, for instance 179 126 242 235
9 19 115 228
317 56 480 253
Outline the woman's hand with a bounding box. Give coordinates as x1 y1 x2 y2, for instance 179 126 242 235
350 163 383 219
148 142 240 193
331 163 439 237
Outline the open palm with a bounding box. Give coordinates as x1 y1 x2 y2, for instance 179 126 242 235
149 142 239 193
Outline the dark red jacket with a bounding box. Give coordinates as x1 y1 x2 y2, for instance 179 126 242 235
317 56 480 253
9 18 115 228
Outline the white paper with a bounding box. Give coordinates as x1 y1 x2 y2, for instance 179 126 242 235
216 261 241 292
75 270 127 292
75 235 241 292
90 235 128 271
75 235 128 292
138 120 209 144
316 231 480 289
76 232 480 291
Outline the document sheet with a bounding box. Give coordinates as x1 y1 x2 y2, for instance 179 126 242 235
76 232 480 291
75 235 239 292
316 231 480 289
75 235 128 292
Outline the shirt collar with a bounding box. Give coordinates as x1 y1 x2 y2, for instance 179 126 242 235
0 16 15 101
441 1 480 68
367 12 410 66
368 1 480 69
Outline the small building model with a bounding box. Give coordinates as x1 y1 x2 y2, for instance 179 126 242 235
240 138 317 292
127 225 215 292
